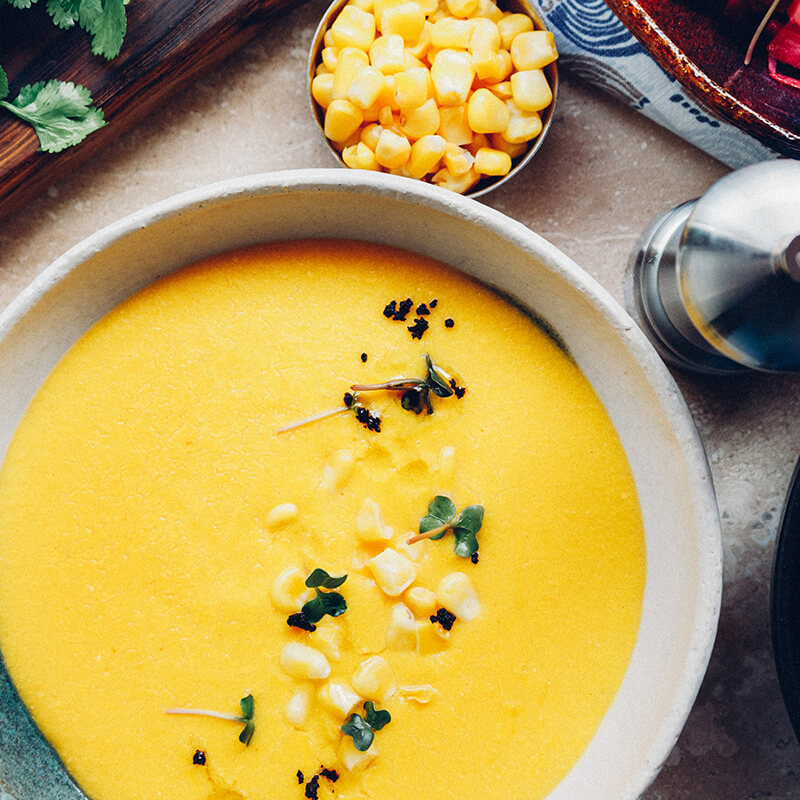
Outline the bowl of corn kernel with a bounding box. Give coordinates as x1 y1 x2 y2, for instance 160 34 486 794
308 0 558 196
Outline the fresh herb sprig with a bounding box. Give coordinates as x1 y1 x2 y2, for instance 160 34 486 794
288 569 348 629
277 354 463 434
165 693 256 746
408 495 484 558
341 701 391 751
0 0 129 151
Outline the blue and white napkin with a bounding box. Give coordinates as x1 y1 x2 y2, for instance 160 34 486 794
533 0 779 167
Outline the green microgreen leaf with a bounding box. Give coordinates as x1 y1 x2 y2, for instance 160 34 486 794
411 497 484 557
239 693 255 721
419 495 456 540
165 694 255 746
305 568 347 590
425 354 453 398
363 701 391 731
341 713 374 751
302 590 347 623
0 80 105 153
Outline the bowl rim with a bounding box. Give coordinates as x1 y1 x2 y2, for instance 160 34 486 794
0 168 722 800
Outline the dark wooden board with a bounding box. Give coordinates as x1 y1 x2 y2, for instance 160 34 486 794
0 0 302 221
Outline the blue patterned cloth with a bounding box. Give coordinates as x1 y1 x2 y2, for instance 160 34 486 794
534 0 778 167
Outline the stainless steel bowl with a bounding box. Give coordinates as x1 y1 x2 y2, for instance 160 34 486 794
307 0 558 198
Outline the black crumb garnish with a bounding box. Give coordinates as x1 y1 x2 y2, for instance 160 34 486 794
355 405 382 432
470 552 479 564
360 352 368 362
430 607 457 631
383 300 397 318
429 298 438 308
319 767 340 782
394 298 414 320
408 317 429 340
287 612 317 632
297 770 305 785
416 302 430 315
343 392 355 407
450 378 466 399
444 317 455 328
192 750 206 766
305 774 320 800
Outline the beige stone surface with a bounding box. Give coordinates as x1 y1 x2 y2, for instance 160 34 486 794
1 0 800 796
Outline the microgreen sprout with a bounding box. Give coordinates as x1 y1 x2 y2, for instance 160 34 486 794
408 495 484 558
290 569 348 627
165 694 255 746
341 701 392 751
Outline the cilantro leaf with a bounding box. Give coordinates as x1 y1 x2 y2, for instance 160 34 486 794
0 80 105 153
8 0 38 8
47 0 81 28
305 568 347 590
341 713 374 752
0 66 8 101
78 0 127 59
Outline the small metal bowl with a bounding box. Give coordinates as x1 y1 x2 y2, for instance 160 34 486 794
307 0 558 198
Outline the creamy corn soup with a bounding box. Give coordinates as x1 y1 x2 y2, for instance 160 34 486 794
0 240 645 800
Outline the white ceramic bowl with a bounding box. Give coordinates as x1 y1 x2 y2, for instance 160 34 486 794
0 170 721 800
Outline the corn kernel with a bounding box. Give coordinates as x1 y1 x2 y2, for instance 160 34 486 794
431 49 475 105
331 5 377 50
401 97 440 138
325 99 364 142
331 128 363 152
312 72 335 109
356 498 394 542
386 602 419 649
382 1 426 42
406 20 433 59
367 547 417 595
416 619 450 653
430 18 472 49
285 685 314 727
444 142 474 175
350 0 375 11
404 585 437 617
374 128 412 168
497 13 533 49
502 99 542 142
467 86 509 133
377 75 401 110
337 737 378 772
489 79 513 99
432 165 479 193
473 0 503 21
373 0 405 28
436 571 481 621
361 122 384 150
446 0 478 16
280 642 331 680
324 28 336 47
437 105 472 144
270 566 311 613
397 684 437 703
472 47 511 82
510 68 552 111
362 101 382 122
378 105 402 131
322 46 340 73
490 131 528 157
312 621 343 661
418 0 438 12
321 449 356 491
317 681 361 718
395 67 430 109
316 62 332 77
468 17 500 52
438 444 456 485
266 502 299 529
351 655 396 701
343 142 381 171
346 65 385 108
406 133 446 178
370 34 406 74
333 47 370 99
511 30 558 70
474 146 512 175
467 131 489 153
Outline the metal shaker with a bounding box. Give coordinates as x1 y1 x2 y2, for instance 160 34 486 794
626 160 800 374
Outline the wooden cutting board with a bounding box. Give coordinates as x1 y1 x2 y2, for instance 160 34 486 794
0 0 302 221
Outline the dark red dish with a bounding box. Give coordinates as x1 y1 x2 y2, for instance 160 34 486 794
606 0 800 157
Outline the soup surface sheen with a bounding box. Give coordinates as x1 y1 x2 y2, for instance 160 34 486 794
0 240 645 800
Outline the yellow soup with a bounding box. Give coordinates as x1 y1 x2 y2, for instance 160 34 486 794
0 240 645 800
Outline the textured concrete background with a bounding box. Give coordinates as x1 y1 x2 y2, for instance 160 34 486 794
1 0 800 796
